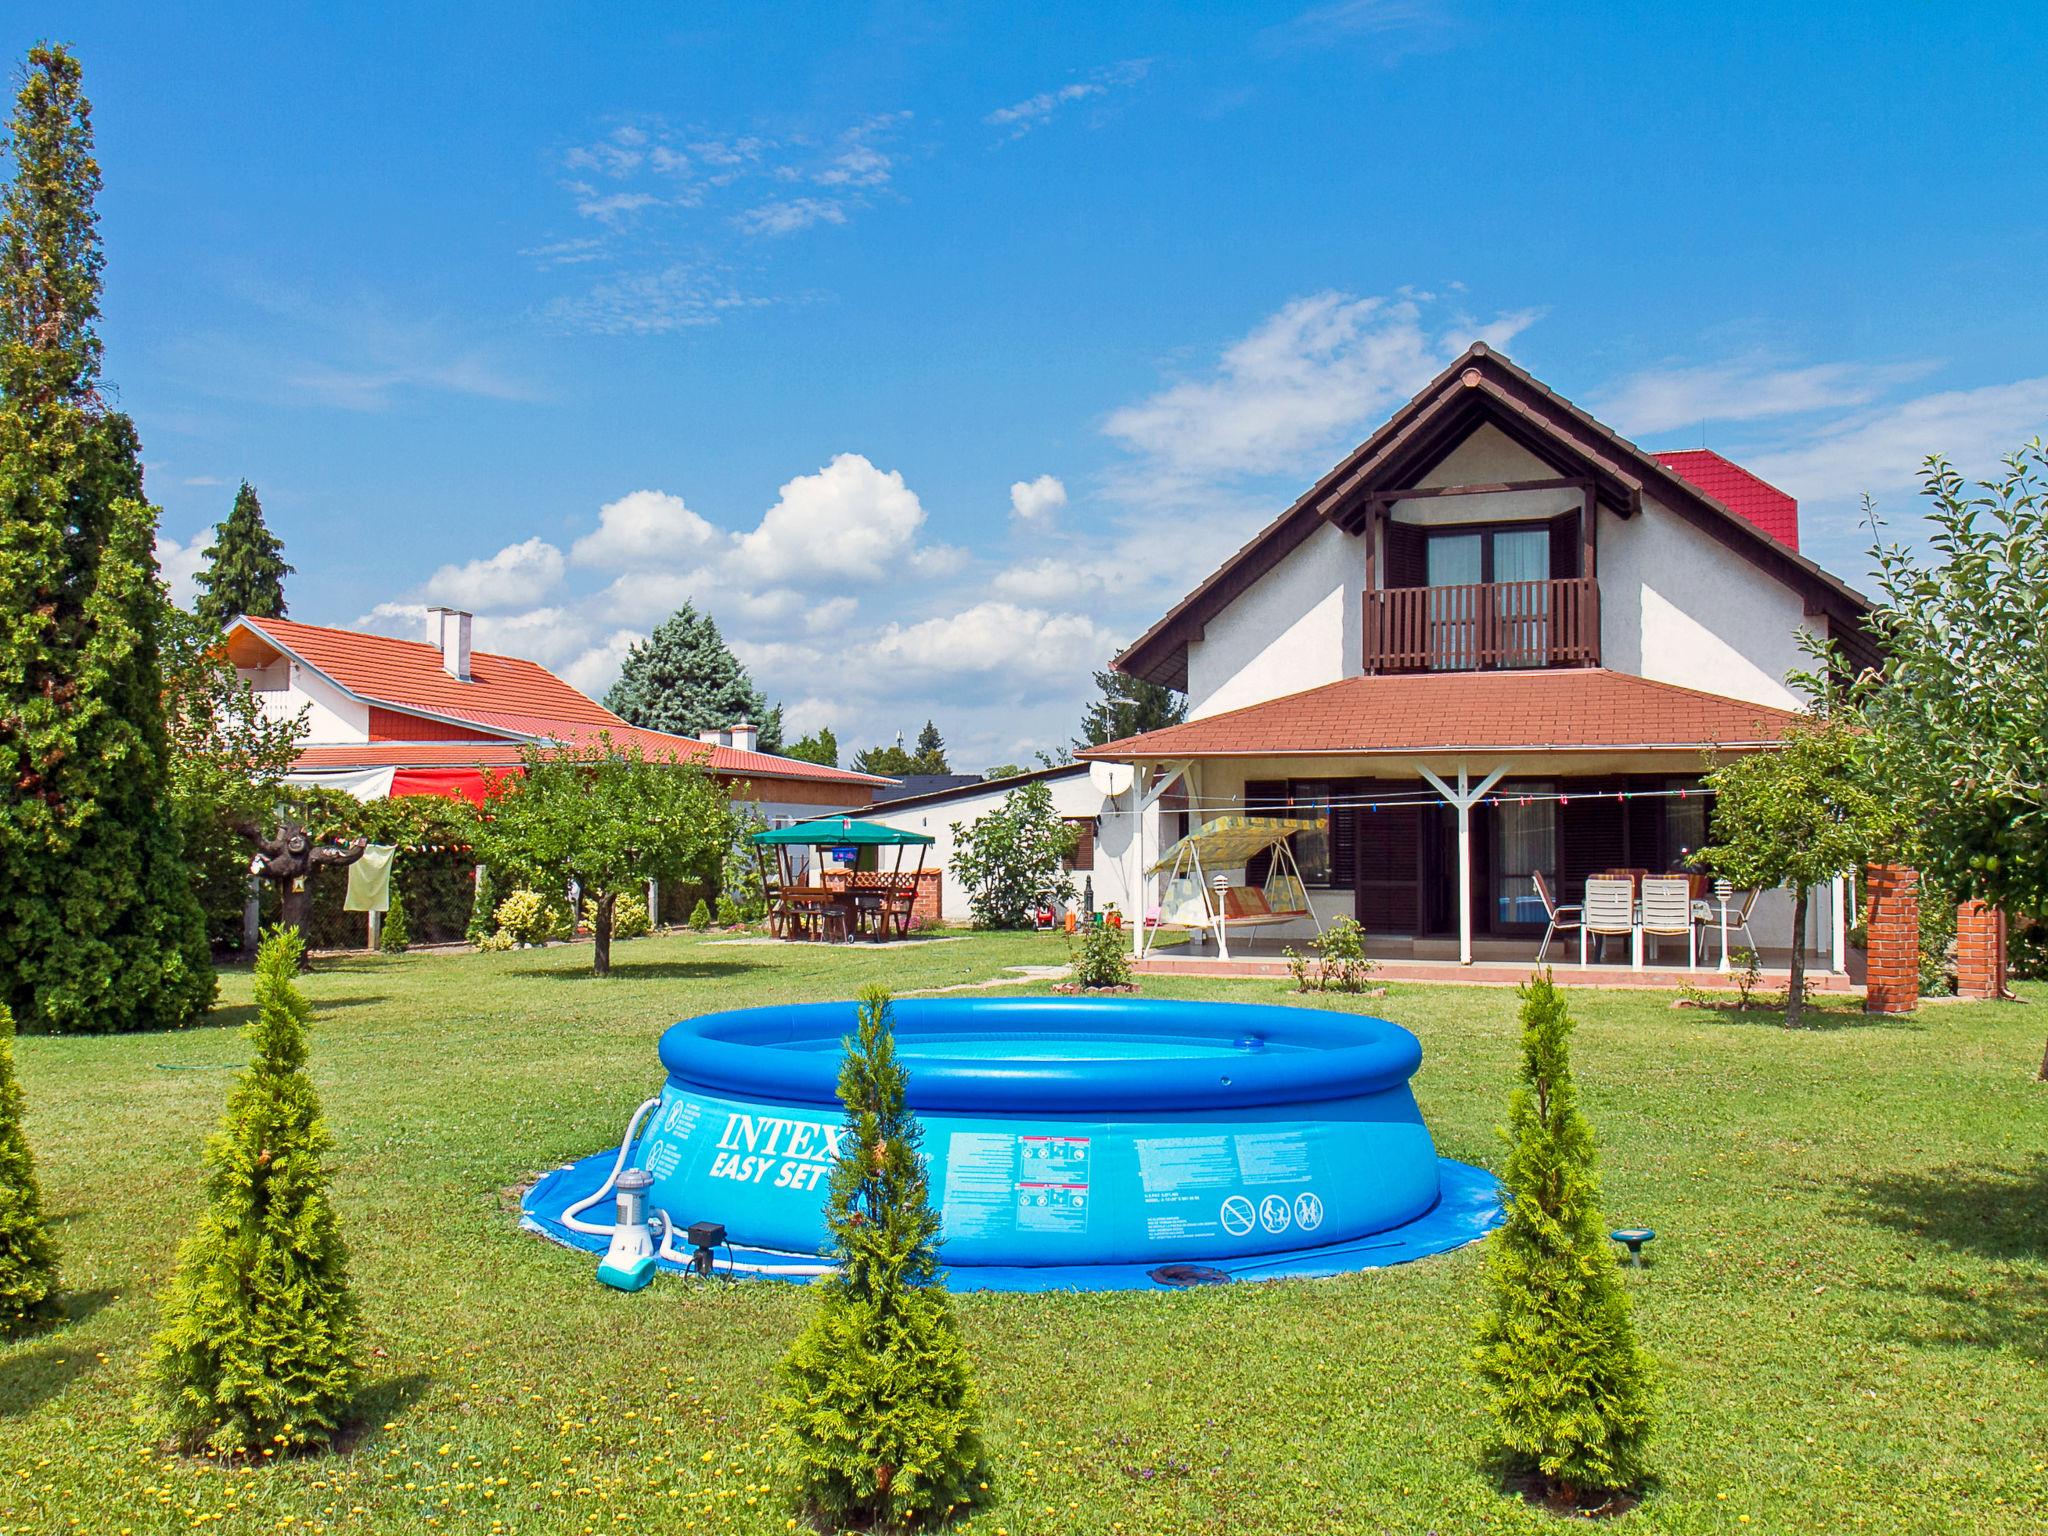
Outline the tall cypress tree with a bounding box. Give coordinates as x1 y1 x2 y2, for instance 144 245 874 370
0 45 214 1034
0 1002 60 1333
192 480 290 628
603 602 783 752
1471 972 1652 1502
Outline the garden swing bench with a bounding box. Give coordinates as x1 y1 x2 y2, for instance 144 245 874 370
1139 814 1327 961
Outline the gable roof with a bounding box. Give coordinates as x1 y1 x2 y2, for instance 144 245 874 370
1078 668 1806 760
1652 449 1800 550
229 615 887 788
1115 343 1871 690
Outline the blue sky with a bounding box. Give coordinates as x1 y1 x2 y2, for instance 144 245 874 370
15 2 2047 767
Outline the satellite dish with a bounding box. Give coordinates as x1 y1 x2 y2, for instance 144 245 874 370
1089 760 1135 797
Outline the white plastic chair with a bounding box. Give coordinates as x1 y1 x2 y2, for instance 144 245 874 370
1533 869 1580 963
1640 877 1696 969
1581 878 1640 967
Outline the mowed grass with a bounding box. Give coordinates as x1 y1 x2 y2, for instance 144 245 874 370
1 929 2043 1535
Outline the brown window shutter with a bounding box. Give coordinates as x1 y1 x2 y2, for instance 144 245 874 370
1328 778 1360 887
1384 521 1427 588
1071 818 1094 871
1548 510 1581 579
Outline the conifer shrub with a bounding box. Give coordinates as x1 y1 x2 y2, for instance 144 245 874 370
774 986 985 1530
466 867 497 948
0 1002 60 1333
141 927 362 1455
688 898 712 932
377 887 408 953
715 893 742 928
1471 971 1652 1504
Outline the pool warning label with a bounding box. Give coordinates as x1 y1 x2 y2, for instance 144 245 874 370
940 1132 1092 1239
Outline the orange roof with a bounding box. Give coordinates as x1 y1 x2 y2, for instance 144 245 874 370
234 614 885 787
1079 669 1805 760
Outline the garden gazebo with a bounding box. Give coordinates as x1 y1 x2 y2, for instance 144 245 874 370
751 819 935 941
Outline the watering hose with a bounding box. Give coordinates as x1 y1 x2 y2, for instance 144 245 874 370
563 1095 837 1278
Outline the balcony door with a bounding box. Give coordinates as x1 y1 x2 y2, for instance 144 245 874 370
1423 525 1551 670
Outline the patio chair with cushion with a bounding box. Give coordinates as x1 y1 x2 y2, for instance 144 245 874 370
1580 877 1640 967
1533 868 1580 963
1640 876 1697 969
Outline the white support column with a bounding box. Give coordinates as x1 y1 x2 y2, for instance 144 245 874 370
1418 761 1510 966
647 877 660 929
1829 875 1847 975
1131 760 1191 962
367 909 383 952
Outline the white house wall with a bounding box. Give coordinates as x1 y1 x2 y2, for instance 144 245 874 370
1185 520 1361 719
1601 495 1817 712
862 772 1159 921
251 659 369 742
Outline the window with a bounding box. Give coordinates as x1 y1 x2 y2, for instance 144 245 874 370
1424 525 1553 669
1063 818 1095 871
1494 782 1557 926
1286 782 1333 887
1664 779 1706 869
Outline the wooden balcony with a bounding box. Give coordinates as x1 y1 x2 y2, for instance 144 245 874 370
1363 576 1599 674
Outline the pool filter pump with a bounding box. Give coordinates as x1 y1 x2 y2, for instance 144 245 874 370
596 1168 658 1292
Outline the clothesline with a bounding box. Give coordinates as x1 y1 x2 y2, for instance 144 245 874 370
1142 785 1718 815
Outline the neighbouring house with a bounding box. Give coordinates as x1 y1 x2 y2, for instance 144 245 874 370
224 610 890 821
860 763 1166 922
1081 343 1874 971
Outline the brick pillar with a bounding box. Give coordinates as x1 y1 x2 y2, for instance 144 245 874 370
1955 900 2008 1000
1863 863 1920 1014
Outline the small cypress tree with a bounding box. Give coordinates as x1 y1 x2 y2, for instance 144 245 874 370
465 867 496 947
775 986 984 1530
0 1003 61 1333
192 480 291 629
378 887 408 953
688 898 711 931
142 927 362 1455
1471 972 1652 1503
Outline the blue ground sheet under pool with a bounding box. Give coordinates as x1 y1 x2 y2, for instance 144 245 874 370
521 1152 1502 1293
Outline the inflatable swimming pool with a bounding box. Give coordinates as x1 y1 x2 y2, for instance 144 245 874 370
522 996 1500 1291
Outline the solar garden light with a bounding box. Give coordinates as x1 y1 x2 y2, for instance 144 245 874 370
1610 1227 1656 1266
596 1168 657 1292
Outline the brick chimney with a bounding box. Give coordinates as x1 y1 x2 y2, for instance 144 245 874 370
729 720 758 754
428 607 473 681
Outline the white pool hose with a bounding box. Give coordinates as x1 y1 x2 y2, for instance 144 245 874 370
562 1094 836 1277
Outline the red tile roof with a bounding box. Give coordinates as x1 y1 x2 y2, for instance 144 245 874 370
234 615 886 787
1079 669 1805 759
1652 449 1800 550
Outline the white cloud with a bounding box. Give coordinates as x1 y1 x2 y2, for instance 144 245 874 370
861 602 1115 683
558 630 645 696
574 189 662 224
734 196 849 237
1745 375 2048 504
423 537 566 611
986 61 1149 139
1262 0 1459 59
570 489 721 569
909 544 970 578
1103 290 1539 492
544 263 760 335
156 531 206 608
1593 356 1939 437
1009 473 1067 522
732 453 927 582
806 596 858 632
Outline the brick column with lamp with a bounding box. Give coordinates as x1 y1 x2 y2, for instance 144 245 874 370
1863 863 1920 1014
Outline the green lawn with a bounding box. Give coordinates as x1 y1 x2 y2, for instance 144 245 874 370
2 931 2043 1535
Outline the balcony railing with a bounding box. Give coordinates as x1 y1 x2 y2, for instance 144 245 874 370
1364 576 1599 674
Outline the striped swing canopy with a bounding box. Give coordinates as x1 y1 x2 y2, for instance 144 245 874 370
1146 814 1326 874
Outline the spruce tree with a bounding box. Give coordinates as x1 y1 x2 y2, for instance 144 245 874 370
1074 664 1188 750
0 1003 60 1333
604 602 783 752
0 46 213 1034
192 480 291 628
775 986 984 1530
912 719 949 774
1471 972 1652 1503
142 927 362 1455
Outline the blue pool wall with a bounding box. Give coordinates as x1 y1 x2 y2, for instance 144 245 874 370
638 996 1444 1270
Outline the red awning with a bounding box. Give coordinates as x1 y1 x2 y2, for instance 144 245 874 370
389 766 522 805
